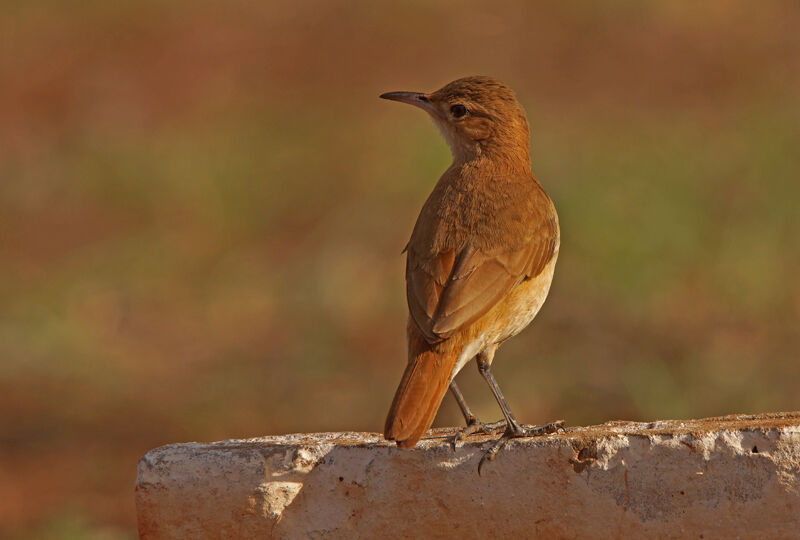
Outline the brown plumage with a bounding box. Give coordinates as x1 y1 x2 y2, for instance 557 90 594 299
381 76 560 449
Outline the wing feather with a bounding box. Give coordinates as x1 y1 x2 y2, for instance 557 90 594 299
405 179 558 344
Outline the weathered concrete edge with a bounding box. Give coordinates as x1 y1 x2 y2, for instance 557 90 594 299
138 410 800 455
135 412 800 539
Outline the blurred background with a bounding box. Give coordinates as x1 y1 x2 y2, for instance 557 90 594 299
1 0 799 537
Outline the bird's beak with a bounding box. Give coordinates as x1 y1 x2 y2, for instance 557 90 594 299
380 91 440 117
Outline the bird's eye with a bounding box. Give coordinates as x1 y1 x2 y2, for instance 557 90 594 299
450 104 467 118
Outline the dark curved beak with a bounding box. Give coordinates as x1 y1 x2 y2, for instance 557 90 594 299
380 91 439 116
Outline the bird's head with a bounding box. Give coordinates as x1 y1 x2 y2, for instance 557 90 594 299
381 76 531 166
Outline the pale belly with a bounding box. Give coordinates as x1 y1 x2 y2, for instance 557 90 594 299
449 251 558 380
493 254 557 344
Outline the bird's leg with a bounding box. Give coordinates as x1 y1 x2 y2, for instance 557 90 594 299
475 353 564 474
449 380 505 449
449 380 478 425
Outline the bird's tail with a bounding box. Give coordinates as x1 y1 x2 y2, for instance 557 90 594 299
384 330 459 448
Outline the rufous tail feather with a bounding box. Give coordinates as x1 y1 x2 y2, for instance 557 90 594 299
384 333 459 448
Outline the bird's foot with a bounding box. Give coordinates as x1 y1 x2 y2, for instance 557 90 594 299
451 419 506 450
477 419 566 475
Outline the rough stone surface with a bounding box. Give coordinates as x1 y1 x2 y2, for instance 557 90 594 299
136 412 800 539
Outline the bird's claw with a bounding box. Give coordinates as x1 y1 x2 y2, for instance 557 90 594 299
451 419 507 450
519 419 566 437
477 419 566 475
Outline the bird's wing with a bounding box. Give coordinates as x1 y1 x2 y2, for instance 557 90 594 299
406 211 558 344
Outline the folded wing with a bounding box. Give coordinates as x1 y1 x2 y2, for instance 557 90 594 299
406 214 557 344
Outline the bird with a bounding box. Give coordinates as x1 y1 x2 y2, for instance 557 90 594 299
380 76 563 465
